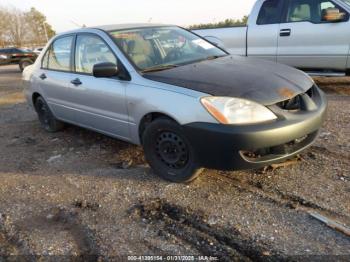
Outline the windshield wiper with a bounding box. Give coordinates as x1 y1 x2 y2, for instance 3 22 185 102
142 64 178 73
191 55 226 65
206 55 225 60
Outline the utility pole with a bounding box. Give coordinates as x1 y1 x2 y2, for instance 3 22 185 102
43 22 49 43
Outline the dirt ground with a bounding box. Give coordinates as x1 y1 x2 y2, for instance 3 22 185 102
0 65 349 260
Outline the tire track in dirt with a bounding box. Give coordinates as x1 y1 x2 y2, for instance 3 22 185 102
130 199 286 262
210 172 350 224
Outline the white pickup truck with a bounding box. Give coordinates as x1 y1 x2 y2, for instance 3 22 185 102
195 0 350 75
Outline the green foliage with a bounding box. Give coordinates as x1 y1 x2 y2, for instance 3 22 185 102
188 16 248 30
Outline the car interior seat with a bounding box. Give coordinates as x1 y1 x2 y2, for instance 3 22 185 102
126 38 154 69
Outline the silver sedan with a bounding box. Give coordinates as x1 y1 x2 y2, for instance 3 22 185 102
23 24 327 182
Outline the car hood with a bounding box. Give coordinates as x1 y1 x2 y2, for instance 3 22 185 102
143 55 314 105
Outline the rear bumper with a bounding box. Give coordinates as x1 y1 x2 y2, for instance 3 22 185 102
183 86 327 170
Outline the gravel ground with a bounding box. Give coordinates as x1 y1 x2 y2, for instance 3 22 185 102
0 65 349 260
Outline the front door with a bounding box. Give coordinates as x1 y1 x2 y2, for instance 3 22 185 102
39 35 77 119
66 33 130 140
277 0 350 70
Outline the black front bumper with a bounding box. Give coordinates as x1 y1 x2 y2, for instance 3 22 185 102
183 85 327 170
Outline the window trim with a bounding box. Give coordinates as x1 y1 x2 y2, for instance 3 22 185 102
280 0 350 24
256 0 285 25
41 33 76 73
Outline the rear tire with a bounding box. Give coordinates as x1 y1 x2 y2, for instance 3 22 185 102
142 117 203 183
19 59 32 72
34 96 64 132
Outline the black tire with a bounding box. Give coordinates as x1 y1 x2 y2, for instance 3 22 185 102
19 59 33 72
34 96 64 132
142 117 203 183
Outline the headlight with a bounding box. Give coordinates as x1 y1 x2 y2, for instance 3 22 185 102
201 97 277 125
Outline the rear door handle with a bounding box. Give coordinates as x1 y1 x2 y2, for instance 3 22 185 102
71 78 82 86
280 29 291 37
39 73 47 80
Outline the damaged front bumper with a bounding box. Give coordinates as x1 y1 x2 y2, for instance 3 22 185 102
183 85 327 170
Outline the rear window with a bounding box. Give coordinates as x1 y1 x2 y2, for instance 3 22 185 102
257 0 282 25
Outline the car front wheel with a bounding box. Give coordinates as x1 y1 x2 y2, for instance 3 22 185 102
142 117 203 183
34 96 64 132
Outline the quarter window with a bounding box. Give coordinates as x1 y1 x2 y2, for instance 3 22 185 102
42 36 73 71
75 34 117 74
257 0 282 25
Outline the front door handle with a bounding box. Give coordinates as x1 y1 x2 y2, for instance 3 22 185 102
39 73 47 80
71 78 82 86
280 29 291 37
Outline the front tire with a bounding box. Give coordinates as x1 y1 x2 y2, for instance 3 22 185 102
34 96 64 132
142 118 203 183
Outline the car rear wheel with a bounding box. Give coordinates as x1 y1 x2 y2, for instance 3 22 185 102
19 59 32 72
142 117 203 183
34 96 64 132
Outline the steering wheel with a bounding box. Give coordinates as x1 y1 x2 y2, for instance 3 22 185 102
164 48 183 63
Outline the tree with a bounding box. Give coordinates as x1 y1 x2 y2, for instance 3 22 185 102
188 16 249 30
0 8 10 47
25 7 55 46
6 7 27 47
0 6 55 48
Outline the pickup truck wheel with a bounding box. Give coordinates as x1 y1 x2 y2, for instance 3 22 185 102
142 118 203 183
34 97 64 132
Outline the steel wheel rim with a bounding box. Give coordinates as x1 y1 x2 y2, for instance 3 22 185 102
155 131 189 169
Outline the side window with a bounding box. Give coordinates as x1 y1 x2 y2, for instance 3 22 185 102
287 1 312 22
42 48 50 69
46 36 74 71
319 1 348 22
286 0 348 23
75 34 117 74
257 0 282 25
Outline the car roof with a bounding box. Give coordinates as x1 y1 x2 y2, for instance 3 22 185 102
90 23 175 32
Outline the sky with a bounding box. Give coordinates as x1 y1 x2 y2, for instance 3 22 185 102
0 0 256 32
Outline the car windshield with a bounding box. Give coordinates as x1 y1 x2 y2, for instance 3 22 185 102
109 26 227 72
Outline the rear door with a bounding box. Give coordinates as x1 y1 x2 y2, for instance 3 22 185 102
277 0 350 70
66 33 130 140
39 35 77 119
247 0 284 61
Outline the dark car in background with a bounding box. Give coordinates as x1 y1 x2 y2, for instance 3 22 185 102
0 48 38 71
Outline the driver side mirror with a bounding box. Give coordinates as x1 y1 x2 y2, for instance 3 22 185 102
322 8 346 22
93 62 119 78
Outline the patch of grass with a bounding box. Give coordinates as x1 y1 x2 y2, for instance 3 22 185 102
313 77 350 95
0 92 25 106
